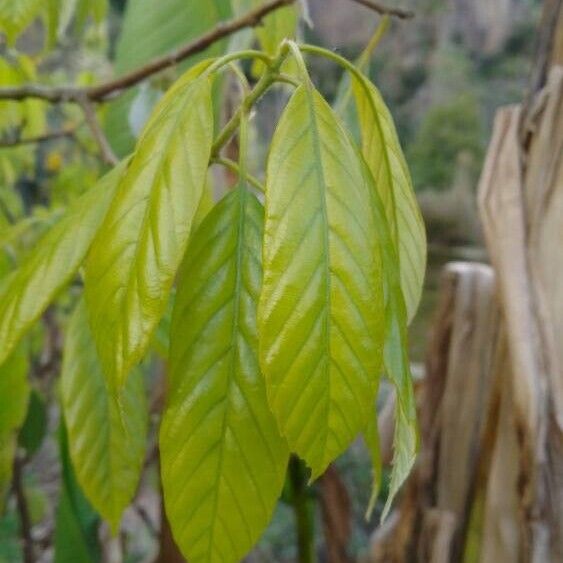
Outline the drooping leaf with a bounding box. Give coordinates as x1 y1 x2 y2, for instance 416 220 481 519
361 158 418 520
61 300 147 532
85 64 214 391
0 163 125 367
0 0 42 44
105 0 231 156
353 76 426 322
259 83 385 479
0 212 59 253
0 344 29 499
54 423 101 563
160 186 289 562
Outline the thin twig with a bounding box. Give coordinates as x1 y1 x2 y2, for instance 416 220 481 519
77 96 118 166
0 124 79 148
13 455 35 563
347 0 414 19
0 0 297 104
134 503 159 538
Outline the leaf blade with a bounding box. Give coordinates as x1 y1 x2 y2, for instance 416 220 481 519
0 164 124 366
160 187 289 562
259 84 385 478
361 158 418 520
61 300 147 531
353 77 426 322
85 66 214 390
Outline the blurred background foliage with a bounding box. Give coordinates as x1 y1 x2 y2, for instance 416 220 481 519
0 0 543 561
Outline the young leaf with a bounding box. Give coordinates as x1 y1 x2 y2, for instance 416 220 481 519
362 159 418 519
61 300 147 532
0 345 29 499
259 84 385 479
0 163 125 367
160 187 289 563
353 77 426 323
85 64 214 391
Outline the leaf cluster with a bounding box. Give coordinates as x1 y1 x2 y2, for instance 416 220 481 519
0 24 426 562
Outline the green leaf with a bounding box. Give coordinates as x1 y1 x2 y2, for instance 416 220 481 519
259 84 385 479
153 179 213 360
352 76 426 323
361 159 417 520
0 0 42 44
160 186 289 563
0 163 125 367
61 300 147 532
255 3 298 54
105 0 231 156
0 345 29 498
85 65 215 391
256 1 298 72
54 423 101 563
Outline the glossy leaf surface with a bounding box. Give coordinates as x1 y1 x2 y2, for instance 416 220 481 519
61 300 147 531
260 84 385 478
85 65 214 391
0 164 124 366
353 76 426 322
161 187 289 562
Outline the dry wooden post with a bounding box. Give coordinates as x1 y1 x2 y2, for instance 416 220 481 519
477 65 563 563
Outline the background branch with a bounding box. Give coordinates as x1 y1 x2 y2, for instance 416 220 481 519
347 0 414 19
0 0 413 106
0 124 79 148
77 97 118 166
0 0 297 104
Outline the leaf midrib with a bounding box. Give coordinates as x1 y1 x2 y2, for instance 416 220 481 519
301 84 332 466
356 79 399 244
207 187 250 560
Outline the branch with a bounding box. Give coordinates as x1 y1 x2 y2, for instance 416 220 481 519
0 0 297 104
0 124 79 148
347 0 414 19
77 96 119 166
